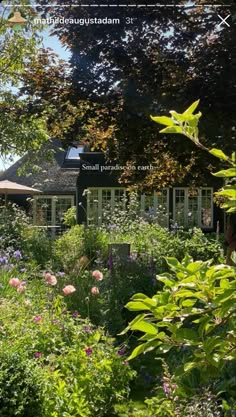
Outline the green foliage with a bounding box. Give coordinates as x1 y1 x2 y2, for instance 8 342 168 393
145 388 225 417
184 228 223 263
123 255 236 375
0 351 45 417
0 277 135 417
63 206 76 227
53 225 108 272
21 227 53 267
0 203 29 251
151 101 236 213
0 2 49 157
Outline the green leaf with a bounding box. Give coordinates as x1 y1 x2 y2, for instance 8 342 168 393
184 362 196 372
209 148 229 161
165 257 184 271
150 116 174 126
216 188 236 198
131 293 150 300
183 100 200 116
131 320 157 335
159 126 183 134
182 299 196 307
128 343 147 360
118 313 146 335
125 301 151 311
128 340 162 360
213 168 236 178
157 274 175 287
175 328 198 341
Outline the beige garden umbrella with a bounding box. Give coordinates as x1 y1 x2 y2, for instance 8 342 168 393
0 180 42 206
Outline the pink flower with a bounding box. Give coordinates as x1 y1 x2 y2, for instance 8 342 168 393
163 383 171 396
92 270 103 281
34 352 42 358
47 275 57 286
9 278 21 287
91 286 99 295
17 284 26 293
62 285 76 295
34 316 42 322
44 272 52 282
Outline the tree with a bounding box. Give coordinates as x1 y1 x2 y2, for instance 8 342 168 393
33 0 236 189
0 1 49 160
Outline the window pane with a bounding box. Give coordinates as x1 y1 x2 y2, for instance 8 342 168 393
144 194 155 215
187 189 199 227
35 198 52 225
55 197 73 231
201 189 212 227
156 190 169 227
175 189 185 225
87 189 99 225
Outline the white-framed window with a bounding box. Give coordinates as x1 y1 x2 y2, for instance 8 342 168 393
173 187 213 228
33 195 74 233
87 188 126 226
140 189 169 227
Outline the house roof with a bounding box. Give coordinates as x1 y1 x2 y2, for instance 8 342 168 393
0 139 79 194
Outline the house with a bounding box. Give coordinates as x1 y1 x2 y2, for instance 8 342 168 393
0 139 224 234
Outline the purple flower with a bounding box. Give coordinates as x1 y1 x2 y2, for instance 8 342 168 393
83 326 92 333
34 352 42 358
34 316 42 323
57 271 65 277
85 347 93 356
72 311 79 318
0 256 8 265
117 348 125 356
13 250 22 260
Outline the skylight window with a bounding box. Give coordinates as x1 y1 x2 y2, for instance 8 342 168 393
66 145 85 160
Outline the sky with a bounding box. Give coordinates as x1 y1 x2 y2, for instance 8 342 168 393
0 27 70 171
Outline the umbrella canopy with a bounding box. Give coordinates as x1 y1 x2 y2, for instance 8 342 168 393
0 180 41 206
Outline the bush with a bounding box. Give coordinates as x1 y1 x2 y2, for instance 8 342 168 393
53 225 108 272
0 203 29 252
21 227 53 267
0 351 45 417
184 228 223 263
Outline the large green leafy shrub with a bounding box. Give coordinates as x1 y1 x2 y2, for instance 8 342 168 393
122 256 236 413
21 227 53 267
53 225 108 271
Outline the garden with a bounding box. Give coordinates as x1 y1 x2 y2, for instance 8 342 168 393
1 1 236 416
0 187 235 416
